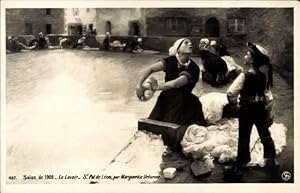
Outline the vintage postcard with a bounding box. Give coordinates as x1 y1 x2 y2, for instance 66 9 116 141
1 0 299 193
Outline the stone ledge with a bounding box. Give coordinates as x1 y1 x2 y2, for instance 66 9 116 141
138 118 181 147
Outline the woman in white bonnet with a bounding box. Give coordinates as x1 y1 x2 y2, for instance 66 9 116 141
136 38 206 150
198 38 228 86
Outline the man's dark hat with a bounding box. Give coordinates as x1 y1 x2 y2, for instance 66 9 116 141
246 42 270 67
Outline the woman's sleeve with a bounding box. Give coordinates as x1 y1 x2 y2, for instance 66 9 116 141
160 56 173 72
179 71 193 82
179 63 200 83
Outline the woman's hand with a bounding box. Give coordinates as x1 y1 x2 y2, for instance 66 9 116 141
135 86 146 101
150 77 158 91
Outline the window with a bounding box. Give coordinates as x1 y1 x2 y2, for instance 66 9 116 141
165 18 187 36
46 9 51 15
105 21 111 33
73 8 79 16
228 18 245 34
25 23 33 35
166 19 175 31
46 24 52 34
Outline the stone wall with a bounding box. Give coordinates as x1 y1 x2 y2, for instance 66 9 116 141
244 8 293 86
95 8 145 36
64 8 97 34
145 8 229 38
143 8 251 53
6 9 65 36
47 34 100 48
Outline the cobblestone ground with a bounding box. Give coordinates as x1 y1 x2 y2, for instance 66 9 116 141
5 49 294 183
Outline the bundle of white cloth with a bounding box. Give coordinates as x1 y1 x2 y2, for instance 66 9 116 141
199 92 229 124
221 55 243 73
181 121 287 166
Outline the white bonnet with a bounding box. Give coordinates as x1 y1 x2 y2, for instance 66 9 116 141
199 38 209 45
168 38 187 56
210 40 217 46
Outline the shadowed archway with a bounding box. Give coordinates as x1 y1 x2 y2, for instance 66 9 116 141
205 17 220 37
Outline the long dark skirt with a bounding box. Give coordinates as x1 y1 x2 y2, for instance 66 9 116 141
149 89 206 150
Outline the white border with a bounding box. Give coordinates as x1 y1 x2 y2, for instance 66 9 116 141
1 0 299 8
1 1 299 193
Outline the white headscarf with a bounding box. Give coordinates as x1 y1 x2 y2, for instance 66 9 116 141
210 40 217 46
169 38 187 56
200 38 209 46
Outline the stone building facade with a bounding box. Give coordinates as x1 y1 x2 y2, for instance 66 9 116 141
95 8 145 36
145 8 230 38
6 9 64 36
64 8 143 36
5 8 293 85
64 8 97 35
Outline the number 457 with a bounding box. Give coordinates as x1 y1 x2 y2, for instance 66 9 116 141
8 176 16 180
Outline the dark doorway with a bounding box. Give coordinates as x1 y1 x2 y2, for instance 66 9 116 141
78 25 83 35
46 9 51 15
68 25 83 35
89 24 93 31
105 21 111 33
205 17 220 37
129 21 140 36
46 24 52 34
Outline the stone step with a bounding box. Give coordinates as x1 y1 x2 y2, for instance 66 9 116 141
138 118 181 146
190 160 213 177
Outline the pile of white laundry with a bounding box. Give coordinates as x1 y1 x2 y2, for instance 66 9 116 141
181 120 238 163
199 92 229 124
182 92 287 166
181 121 287 166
